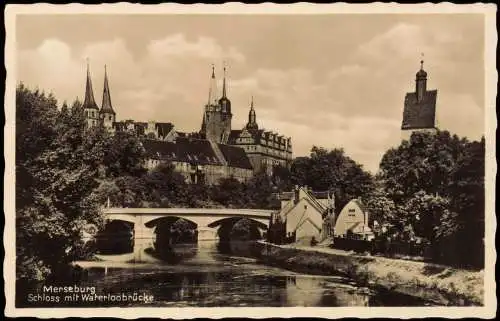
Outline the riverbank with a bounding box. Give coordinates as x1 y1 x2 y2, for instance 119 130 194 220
255 242 483 306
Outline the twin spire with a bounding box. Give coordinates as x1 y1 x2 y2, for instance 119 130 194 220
83 59 98 110
83 60 115 115
207 63 228 106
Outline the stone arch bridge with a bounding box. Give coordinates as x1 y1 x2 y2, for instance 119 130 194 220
103 207 275 242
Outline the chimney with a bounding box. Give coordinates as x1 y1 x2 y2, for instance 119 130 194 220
294 185 300 204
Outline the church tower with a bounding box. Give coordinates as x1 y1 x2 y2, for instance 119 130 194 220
99 65 116 129
82 60 100 128
245 96 258 131
200 64 232 144
401 58 438 140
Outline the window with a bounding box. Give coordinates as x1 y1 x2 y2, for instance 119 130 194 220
109 115 112 121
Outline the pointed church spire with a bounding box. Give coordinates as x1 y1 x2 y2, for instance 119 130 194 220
101 64 115 115
246 95 258 130
222 62 227 98
83 58 99 110
207 64 218 106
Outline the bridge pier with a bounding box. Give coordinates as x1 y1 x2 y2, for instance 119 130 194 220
133 215 155 263
197 226 218 242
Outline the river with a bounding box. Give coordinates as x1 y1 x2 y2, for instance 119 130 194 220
16 240 432 307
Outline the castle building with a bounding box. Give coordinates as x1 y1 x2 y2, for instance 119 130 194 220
198 65 293 175
401 60 438 140
227 96 293 175
81 62 258 184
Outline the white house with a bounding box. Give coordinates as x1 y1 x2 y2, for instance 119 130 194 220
334 198 374 241
276 186 334 242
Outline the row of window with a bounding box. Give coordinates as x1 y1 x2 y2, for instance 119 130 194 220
85 110 114 121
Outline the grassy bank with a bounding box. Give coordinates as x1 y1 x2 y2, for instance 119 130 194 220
255 242 483 306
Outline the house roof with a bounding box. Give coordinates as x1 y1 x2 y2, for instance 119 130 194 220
217 143 254 170
141 138 253 170
155 122 174 137
402 90 437 130
142 138 221 166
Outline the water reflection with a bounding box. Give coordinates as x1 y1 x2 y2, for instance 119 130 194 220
145 244 198 264
16 241 433 307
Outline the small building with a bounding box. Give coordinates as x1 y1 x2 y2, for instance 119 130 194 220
275 186 334 242
141 137 253 185
334 199 374 241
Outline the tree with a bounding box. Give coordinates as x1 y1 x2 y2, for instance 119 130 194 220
16 85 103 281
378 131 465 203
210 177 249 208
142 162 187 207
230 218 261 241
101 131 147 178
246 170 276 209
289 146 374 211
435 137 485 268
375 130 485 268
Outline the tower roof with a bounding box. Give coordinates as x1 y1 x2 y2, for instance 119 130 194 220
83 60 99 110
246 95 258 130
207 64 218 106
416 60 427 78
100 65 115 115
218 63 232 113
222 63 228 98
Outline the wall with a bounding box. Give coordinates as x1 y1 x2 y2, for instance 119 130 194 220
334 200 367 237
283 198 322 239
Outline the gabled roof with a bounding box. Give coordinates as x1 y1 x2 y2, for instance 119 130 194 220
402 90 437 130
142 138 221 166
217 144 253 170
350 198 367 213
296 216 322 232
155 122 174 137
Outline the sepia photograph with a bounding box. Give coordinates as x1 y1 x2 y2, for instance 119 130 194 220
4 3 497 319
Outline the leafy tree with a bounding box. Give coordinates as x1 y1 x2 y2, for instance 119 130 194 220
246 170 276 209
210 177 249 208
374 130 485 268
289 146 374 211
378 131 466 203
142 162 186 207
102 131 147 178
16 85 103 281
230 218 261 241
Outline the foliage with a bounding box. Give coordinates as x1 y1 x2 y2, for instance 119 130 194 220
230 218 261 241
16 84 103 281
366 130 485 268
289 146 375 211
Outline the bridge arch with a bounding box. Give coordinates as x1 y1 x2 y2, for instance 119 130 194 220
208 217 268 230
144 216 198 229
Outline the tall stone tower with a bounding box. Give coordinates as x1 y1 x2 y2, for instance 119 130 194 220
82 60 100 128
401 59 438 140
99 65 116 129
200 65 232 144
245 96 258 131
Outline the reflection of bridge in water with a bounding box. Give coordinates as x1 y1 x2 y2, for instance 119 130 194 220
98 207 274 262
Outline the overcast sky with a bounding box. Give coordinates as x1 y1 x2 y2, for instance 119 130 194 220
16 14 485 173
